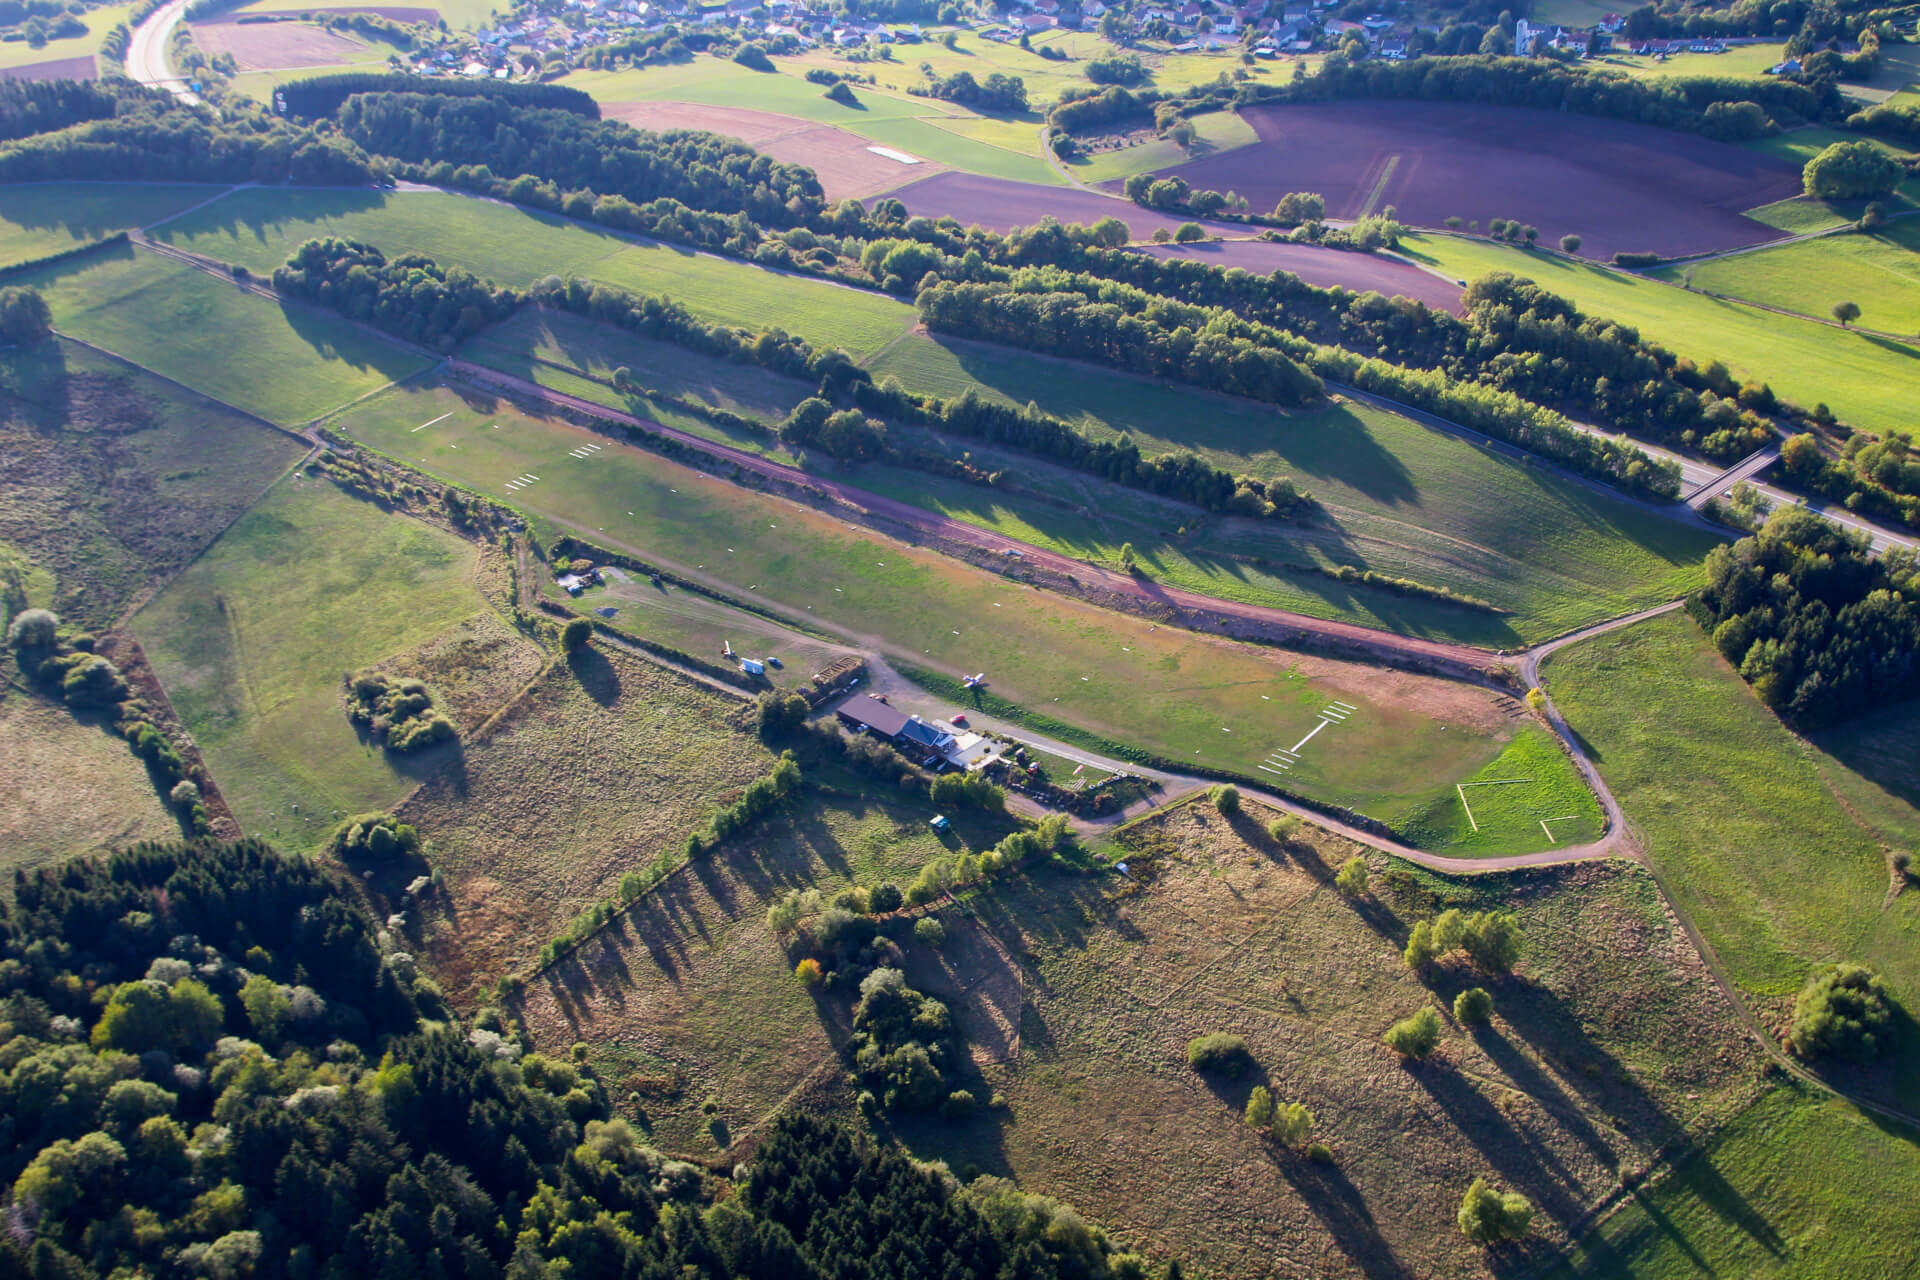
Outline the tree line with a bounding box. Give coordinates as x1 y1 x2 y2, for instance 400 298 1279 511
0 838 1160 1279
274 71 599 120
273 237 521 351
1689 505 1920 727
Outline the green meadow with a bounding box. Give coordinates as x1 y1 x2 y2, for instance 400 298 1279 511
151 186 918 359
1545 611 1920 1110
1394 723 1605 856
1402 231 1920 437
0 183 222 267
1068 109 1259 184
132 476 492 843
330 378 1547 835
15 243 426 424
1652 221 1920 334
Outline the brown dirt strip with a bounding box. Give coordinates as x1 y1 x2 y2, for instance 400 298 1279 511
191 19 372 70
605 100 947 202
0 55 97 82
881 170 1462 307
1145 101 1802 262
228 5 436 21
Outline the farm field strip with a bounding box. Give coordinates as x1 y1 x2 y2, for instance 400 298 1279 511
327 378 1570 845
1651 220 1920 334
0 183 226 268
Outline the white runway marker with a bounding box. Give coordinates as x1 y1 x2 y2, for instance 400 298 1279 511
1289 718 1333 754
410 412 451 433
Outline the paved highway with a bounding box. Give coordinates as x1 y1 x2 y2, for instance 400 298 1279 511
125 0 200 105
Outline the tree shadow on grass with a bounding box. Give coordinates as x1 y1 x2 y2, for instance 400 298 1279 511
567 645 620 706
1268 1148 1418 1280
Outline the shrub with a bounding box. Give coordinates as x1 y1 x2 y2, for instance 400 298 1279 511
59 654 125 706
1266 814 1300 843
1244 1084 1274 1128
5 606 57 651
1383 1007 1441 1060
1403 919 1439 971
1788 963 1893 1063
913 917 948 948
1458 1177 1534 1244
329 812 420 862
1803 140 1903 200
868 882 904 914
1525 687 1546 713
1186 1032 1249 1075
1454 987 1493 1025
824 81 858 105
1558 233 1582 254
1173 221 1206 244
168 780 201 810
941 1089 975 1120
1273 1101 1313 1148
1334 856 1368 897
795 958 823 985
731 42 774 71
1208 783 1240 816
560 618 593 652
1306 1142 1333 1163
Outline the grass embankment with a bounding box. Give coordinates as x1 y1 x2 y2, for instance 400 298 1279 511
911 802 1763 1279
14 243 427 424
330 380 1549 839
1544 611 1920 1111
131 476 526 842
511 780 1017 1153
0 338 304 628
868 331 1720 644
1651 220 1920 334
1395 723 1605 856
1069 108 1260 183
152 186 918 359
0 183 221 268
1551 1083 1920 1279
1401 230 1920 438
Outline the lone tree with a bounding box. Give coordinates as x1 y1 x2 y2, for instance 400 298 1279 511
1383 1006 1442 1060
0 286 51 346
1833 300 1862 328
1559 233 1582 254
1454 987 1494 1025
1788 963 1893 1063
5 606 57 651
1458 1177 1534 1245
1209 783 1240 816
1803 140 1902 201
560 618 593 653
1187 1032 1250 1075
1334 856 1369 897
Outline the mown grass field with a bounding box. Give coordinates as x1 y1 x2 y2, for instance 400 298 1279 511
0 338 305 629
15 243 426 424
330 380 1544 836
511 780 1017 1154
1551 1084 1920 1279
1069 109 1260 184
231 0 497 26
1396 723 1605 856
0 183 221 268
0 688 178 881
1590 42 1788 81
907 801 1763 1279
154 186 919 359
465 308 814 424
403 646 776 1003
132 476 504 843
868 332 1721 644
1652 221 1920 334
1544 611 1920 1111
1400 231 1920 438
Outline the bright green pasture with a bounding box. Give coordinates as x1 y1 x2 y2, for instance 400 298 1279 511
0 0 132 71
0 183 222 267
1401 231 1920 437
1743 196 1857 234
868 331 1720 645
1069 109 1259 183
232 0 500 27
1589 42 1788 81
1394 723 1605 856
16 243 426 424
1545 611 1920 1107
465 308 814 424
150 186 918 358
331 379 1534 829
1553 1084 1920 1280
1652 221 1920 333
132 476 489 842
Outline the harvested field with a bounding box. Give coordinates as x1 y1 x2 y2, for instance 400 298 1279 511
905 800 1766 1279
1135 238 1465 313
607 100 945 201
235 6 437 20
884 171 1464 305
191 18 378 71
511 782 1016 1155
0 55 97 82
404 648 777 1003
1137 101 1802 261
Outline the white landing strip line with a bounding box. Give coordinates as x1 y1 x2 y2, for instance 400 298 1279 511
1289 717 1335 755
410 412 451 433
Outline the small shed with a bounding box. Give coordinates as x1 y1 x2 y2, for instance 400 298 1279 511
929 815 951 833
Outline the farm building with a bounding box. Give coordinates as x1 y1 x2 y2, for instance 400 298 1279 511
836 693 991 769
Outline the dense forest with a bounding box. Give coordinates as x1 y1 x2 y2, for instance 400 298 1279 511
274 237 522 351
275 73 598 121
0 839 1159 1279
1690 506 1920 726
